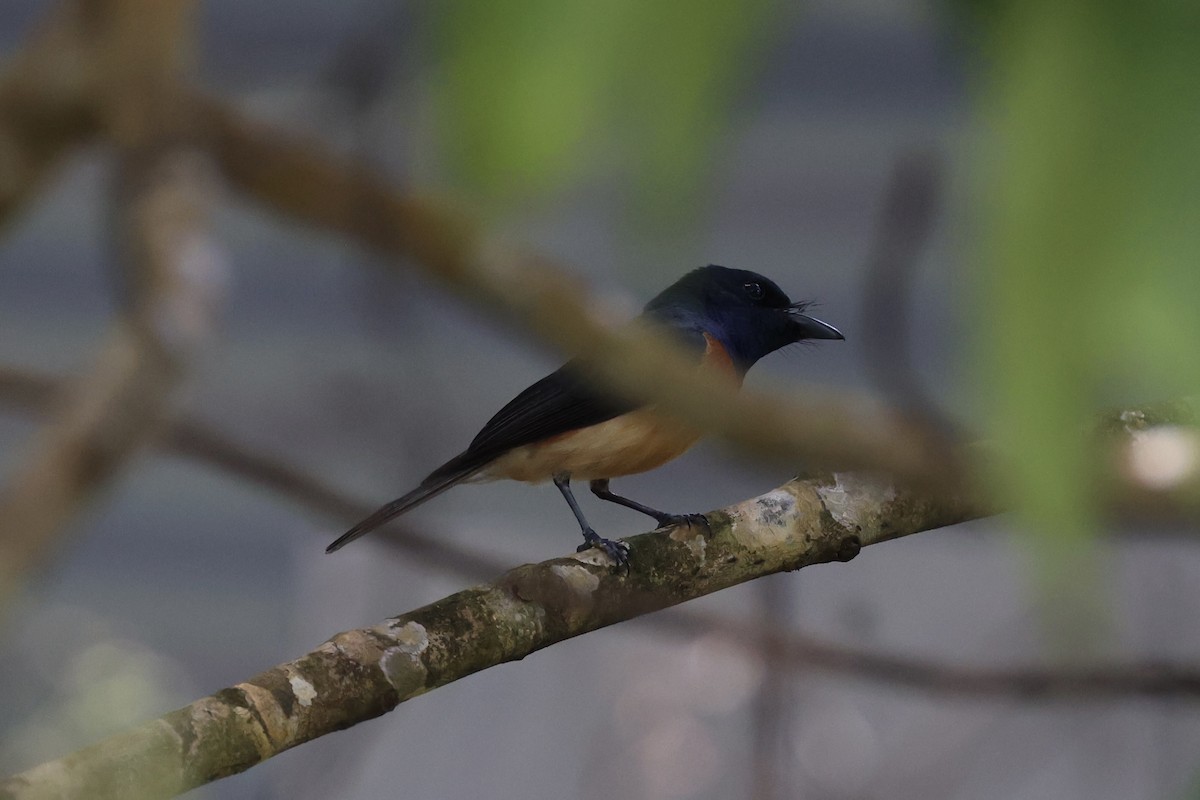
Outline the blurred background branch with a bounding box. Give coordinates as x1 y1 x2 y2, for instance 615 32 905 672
675 610 1200 700
0 0 224 614
0 1 98 228
861 151 958 445
0 365 518 579
200 97 968 490
0 1 1198 798
4 364 1198 710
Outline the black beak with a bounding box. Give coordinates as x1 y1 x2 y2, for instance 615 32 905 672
788 308 845 341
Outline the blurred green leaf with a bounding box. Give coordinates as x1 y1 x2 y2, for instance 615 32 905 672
428 0 779 220
974 2 1200 574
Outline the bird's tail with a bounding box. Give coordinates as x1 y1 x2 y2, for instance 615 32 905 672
325 458 481 553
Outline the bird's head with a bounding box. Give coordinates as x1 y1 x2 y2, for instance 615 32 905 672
644 265 844 372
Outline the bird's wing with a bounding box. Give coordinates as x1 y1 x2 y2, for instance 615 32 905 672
433 327 710 480
445 364 635 471
326 327 710 553
326 364 637 554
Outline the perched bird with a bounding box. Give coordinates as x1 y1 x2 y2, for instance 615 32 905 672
326 265 843 564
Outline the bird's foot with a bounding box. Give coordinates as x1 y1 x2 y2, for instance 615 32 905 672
653 512 710 533
577 529 631 568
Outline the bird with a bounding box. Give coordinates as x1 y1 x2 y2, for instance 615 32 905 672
326 265 843 565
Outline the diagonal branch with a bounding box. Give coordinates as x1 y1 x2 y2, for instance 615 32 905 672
9 465 1199 800
0 365 509 579
165 423 507 578
196 96 967 493
1 13 1197 800
0 1 102 230
5 365 1200 703
0 472 979 800
0 0 222 613
0 27 965 495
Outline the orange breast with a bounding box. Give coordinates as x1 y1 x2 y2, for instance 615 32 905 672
485 332 743 484
700 332 742 384
487 408 701 483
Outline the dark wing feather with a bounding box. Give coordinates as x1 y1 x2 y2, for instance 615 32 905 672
432 362 635 479
451 324 710 473
324 465 474 552
327 364 637 553
326 327 707 553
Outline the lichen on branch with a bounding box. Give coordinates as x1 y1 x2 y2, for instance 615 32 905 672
0 473 980 800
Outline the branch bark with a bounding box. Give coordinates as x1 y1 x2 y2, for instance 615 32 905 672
0 0 223 613
1 18 1198 796
5 456 1193 799
0 1 100 230
4 366 1200 705
0 473 978 800
0 30 966 494
196 96 967 493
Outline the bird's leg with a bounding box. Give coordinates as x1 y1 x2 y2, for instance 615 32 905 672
589 479 709 531
554 473 630 566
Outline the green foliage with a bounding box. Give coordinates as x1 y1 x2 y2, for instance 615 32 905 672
428 0 779 219
430 0 1200 584
974 1 1200 558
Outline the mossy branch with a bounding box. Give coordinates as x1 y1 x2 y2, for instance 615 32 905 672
0 473 980 800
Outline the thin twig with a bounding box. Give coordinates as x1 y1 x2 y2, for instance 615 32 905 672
0 364 509 579
666 609 1200 699
166 424 507 578
749 578 792 800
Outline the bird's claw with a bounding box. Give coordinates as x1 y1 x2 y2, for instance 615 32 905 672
654 512 710 533
577 530 631 569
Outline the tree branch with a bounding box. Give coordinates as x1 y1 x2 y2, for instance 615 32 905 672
196 96 968 493
0 1 100 230
0 473 978 800
0 33 968 493
0 365 510 580
1 10 1197 800
4 365 1200 705
165 422 508 578
8 460 1196 799
667 609 1200 699
0 0 222 613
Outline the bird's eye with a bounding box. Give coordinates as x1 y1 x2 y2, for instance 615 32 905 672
744 282 765 301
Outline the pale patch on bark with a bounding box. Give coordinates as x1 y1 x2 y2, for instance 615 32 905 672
728 489 796 549
551 563 600 599
670 524 707 563
572 548 617 567
377 621 431 700
549 563 601 626
815 473 896 539
391 621 430 657
288 674 317 708
236 682 290 750
486 585 547 641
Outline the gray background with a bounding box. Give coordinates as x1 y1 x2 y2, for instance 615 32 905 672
2 1 1198 798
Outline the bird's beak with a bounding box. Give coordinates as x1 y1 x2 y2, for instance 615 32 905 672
787 307 845 341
